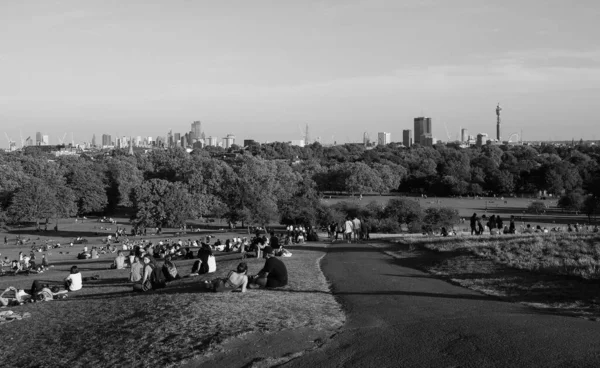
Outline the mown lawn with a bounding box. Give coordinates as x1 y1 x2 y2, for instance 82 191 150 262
0 244 344 368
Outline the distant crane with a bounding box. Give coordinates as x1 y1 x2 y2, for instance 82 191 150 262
4 132 15 150
443 122 452 141
57 133 67 145
507 132 520 142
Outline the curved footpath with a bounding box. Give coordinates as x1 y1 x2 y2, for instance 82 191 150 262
282 241 600 368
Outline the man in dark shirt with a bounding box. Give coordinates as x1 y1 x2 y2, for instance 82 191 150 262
269 232 279 249
252 246 288 288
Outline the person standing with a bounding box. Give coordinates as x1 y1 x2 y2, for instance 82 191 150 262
470 213 477 235
352 217 361 242
344 217 354 244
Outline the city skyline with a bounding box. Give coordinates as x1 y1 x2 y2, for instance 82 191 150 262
2 1 600 149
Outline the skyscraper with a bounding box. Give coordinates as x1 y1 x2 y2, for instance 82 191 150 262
461 128 468 143
414 117 432 145
377 132 391 146
92 134 96 147
402 130 412 148
35 132 42 145
191 121 202 140
102 134 112 147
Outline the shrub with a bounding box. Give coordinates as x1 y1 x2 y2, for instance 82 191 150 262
527 201 547 215
369 217 402 233
421 207 460 233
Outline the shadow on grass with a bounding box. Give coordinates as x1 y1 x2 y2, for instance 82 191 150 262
268 287 495 301
381 241 600 320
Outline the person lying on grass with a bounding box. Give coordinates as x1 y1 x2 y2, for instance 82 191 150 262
30 281 68 301
250 246 288 289
64 266 82 292
204 262 249 292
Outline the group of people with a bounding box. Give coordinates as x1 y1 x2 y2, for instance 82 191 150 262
328 217 369 243
469 214 516 235
0 251 50 276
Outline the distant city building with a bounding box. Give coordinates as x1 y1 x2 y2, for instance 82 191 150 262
414 117 432 145
102 134 112 147
173 133 181 147
35 132 42 145
135 136 142 146
91 134 96 147
290 139 305 147
402 129 412 148
24 136 34 147
243 139 258 147
191 121 202 140
421 134 433 147
205 136 218 147
377 132 391 146
222 134 235 149
42 135 49 145
476 133 489 147
461 128 468 143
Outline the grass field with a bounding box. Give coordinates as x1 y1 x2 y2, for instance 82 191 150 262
382 233 600 320
0 218 344 368
322 194 596 228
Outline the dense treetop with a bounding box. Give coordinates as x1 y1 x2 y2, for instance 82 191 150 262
1 141 599 229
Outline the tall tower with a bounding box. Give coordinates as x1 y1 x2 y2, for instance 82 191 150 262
191 121 202 140
414 117 432 145
496 103 502 141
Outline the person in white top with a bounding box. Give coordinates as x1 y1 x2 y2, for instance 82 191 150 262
352 217 361 242
64 266 83 291
344 218 354 243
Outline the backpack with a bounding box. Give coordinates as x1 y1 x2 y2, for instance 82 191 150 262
150 264 166 289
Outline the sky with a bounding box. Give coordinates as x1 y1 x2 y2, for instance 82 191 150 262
1 0 600 148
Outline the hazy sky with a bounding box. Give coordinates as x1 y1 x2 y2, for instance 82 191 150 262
1 0 600 147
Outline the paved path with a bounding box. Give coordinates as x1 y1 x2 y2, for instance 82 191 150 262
283 242 600 368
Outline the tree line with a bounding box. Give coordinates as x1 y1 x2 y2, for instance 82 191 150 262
0 141 599 231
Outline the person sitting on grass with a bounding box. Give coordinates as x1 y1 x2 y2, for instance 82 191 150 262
250 246 288 288
205 262 249 293
133 255 165 292
64 266 82 292
162 255 180 282
129 256 143 282
111 251 126 269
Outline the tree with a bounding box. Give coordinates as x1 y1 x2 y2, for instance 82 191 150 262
583 196 600 223
65 162 108 215
421 207 460 233
7 179 76 228
384 198 422 232
344 162 383 195
131 179 195 229
558 190 585 212
278 177 321 226
527 201 547 215
222 156 279 227
106 158 143 210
